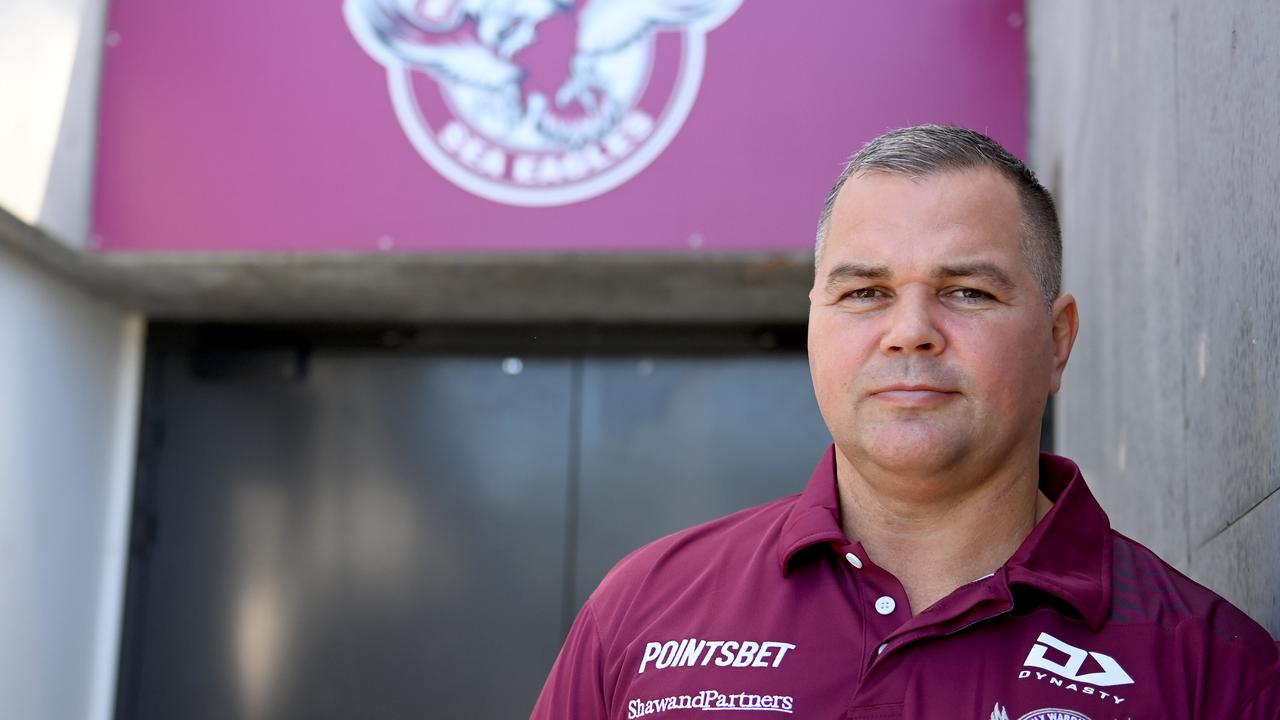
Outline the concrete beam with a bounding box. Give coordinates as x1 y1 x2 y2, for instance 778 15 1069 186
1 206 814 323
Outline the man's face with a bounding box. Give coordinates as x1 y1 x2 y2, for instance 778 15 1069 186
808 167 1076 480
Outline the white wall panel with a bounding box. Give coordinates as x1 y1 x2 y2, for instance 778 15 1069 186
0 244 143 720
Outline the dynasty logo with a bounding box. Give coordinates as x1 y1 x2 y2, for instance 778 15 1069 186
1017 632 1133 705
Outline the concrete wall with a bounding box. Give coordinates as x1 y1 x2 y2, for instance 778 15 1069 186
1 0 145 717
0 0 142 702
0 242 144 720
1029 0 1279 636
0 0 107 247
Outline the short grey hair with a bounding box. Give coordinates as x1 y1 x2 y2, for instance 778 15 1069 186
814 124 1062 306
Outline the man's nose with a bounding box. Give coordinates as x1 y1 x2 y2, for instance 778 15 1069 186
879 288 945 356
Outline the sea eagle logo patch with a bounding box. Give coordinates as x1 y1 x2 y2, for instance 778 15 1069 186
991 703 1090 720
345 0 742 206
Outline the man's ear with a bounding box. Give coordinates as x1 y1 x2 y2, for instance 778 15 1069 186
1048 293 1079 395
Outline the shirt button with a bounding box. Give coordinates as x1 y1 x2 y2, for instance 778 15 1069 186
844 552 863 569
874 596 896 615
877 643 888 655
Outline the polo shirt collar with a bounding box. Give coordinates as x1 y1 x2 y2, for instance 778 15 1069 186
776 447 1113 630
1005 453 1113 630
776 446 848 568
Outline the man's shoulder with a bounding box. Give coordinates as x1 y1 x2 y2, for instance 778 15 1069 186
1108 530 1278 665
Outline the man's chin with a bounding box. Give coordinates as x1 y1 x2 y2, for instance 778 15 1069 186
843 428 971 476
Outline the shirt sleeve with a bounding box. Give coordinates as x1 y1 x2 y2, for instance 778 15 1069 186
1179 613 1280 718
530 601 610 720
1232 661 1279 719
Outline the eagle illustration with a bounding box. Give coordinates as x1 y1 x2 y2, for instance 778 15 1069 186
345 0 740 149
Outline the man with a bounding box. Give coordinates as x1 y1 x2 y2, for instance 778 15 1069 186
531 125 1279 718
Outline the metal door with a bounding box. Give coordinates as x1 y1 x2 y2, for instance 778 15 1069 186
116 326 828 720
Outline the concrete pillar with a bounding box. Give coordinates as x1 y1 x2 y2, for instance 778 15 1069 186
1029 0 1279 635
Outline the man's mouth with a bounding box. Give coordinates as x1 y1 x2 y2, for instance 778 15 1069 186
869 385 958 406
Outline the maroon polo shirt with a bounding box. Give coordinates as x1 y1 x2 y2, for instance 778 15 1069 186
532 448 1280 719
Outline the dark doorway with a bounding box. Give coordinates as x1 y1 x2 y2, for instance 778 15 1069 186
115 324 831 720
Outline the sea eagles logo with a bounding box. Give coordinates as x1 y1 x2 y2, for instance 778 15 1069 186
344 0 742 206
991 704 1090 720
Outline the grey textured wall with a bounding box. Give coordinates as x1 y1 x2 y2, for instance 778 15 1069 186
1029 1 1279 636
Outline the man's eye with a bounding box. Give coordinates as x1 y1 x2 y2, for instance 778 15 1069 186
844 288 885 301
946 287 993 302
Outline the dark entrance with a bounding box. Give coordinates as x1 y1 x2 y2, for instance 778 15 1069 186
115 324 830 720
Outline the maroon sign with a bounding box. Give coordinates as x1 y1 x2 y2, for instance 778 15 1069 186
93 0 1026 252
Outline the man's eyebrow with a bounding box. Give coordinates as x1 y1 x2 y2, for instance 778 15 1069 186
934 262 1017 293
824 263 891 292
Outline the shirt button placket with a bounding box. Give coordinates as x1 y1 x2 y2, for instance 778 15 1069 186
844 550 902 619
843 548 903 660
874 595 896 615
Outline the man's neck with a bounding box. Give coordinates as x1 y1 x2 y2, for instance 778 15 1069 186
834 447 1052 616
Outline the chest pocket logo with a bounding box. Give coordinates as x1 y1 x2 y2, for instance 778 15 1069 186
638 639 796 673
1022 633 1134 687
991 703 1090 720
